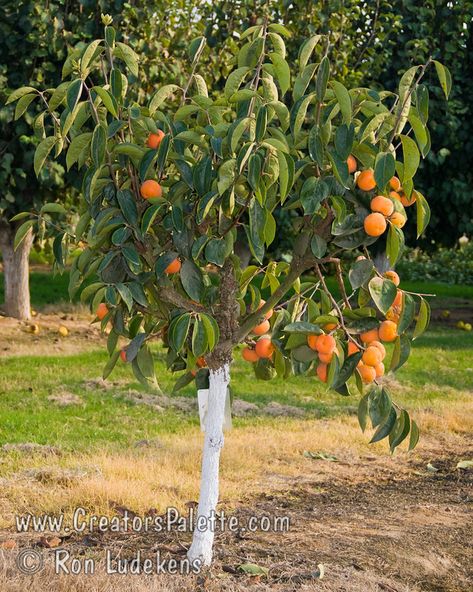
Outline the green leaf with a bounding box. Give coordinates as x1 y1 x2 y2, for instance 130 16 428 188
191 319 208 357
200 313 220 351
238 563 269 577
103 350 120 380
217 158 236 195
205 238 227 267
115 42 139 77
390 334 411 372
255 106 268 142
66 132 92 170
291 94 314 140
14 220 34 251
91 124 107 167
80 39 102 74
67 79 83 112
315 56 330 102
149 84 180 114
269 53 290 96
268 23 291 37
413 297 430 339
332 352 362 390
349 259 374 290
141 204 163 235
408 420 420 451
334 123 354 160
358 393 370 432
6 86 37 105
331 80 352 124
310 235 327 259
116 283 134 312
374 152 395 190
40 203 66 215
283 321 323 334
432 60 452 99
116 189 138 226
169 313 191 352
180 260 204 302
126 332 147 362
34 136 58 177
92 87 118 117
300 177 328 215
386 224 405 266
224 67 250 100
400 135 420 182
370 407 397 443
293 64 317 101
368 277 397 314
389 409 411 451
415 191 430 238
397 293 416 334
14 93 37 120
9 212 30 222
298 35 321 70
188 36 206 63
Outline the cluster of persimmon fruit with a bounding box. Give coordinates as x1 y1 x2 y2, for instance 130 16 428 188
346 155 416 238
140 131 181 274
308 267 402 386
241 300 276 363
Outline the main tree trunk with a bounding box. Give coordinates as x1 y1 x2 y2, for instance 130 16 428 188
0 222 33 320
187 364 230 566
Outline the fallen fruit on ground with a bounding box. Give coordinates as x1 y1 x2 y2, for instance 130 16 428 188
58 326 68 337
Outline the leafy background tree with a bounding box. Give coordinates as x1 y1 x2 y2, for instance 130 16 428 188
1 0 470 314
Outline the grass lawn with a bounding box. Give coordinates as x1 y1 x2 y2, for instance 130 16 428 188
0 327 471 451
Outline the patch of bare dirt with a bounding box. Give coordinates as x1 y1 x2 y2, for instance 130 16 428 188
0 436 470 592
0 311 106 357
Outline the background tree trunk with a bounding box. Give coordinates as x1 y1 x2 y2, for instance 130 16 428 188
0 222 33 320
187 364 230 566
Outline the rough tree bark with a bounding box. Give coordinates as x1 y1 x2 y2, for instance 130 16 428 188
0 221 33 320
187 364 230 566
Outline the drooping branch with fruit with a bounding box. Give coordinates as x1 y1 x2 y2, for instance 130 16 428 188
8 15 450 566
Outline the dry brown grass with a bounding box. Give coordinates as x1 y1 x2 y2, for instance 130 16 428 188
1 408 471 531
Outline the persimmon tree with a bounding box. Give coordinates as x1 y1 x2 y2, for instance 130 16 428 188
11 15 450 566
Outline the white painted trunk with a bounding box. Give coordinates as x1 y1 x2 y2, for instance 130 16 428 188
187 363 230 566
0 224 33 320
